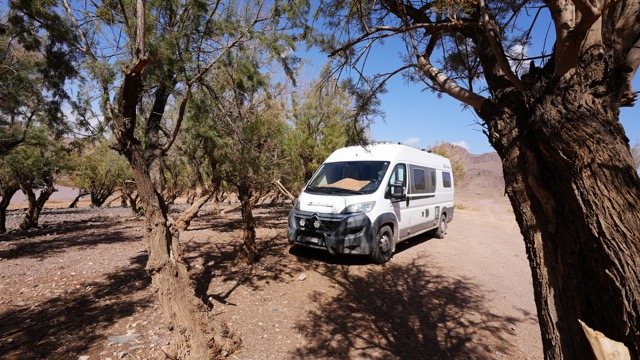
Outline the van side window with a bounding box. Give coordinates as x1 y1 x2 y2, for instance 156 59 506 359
388 163 406 197
429 168 436 192
443 172 452 188
412 168 426 192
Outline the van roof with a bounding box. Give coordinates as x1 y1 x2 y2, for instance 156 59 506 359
325 143 451 168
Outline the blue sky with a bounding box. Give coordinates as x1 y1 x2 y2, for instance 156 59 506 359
302 9 640 155
368 73 640 155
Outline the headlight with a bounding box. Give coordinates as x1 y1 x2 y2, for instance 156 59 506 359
341 201 376 214
294 198 300 210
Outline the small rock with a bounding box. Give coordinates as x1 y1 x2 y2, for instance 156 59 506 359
107 334 141 344
297 273 307 281
78 356 90 360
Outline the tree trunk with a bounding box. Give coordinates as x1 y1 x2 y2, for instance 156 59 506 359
0 185 20 234
109 48 238 356
127 192 140 215
175 191 214 231
68 189 89 208
18 183 56 230
90 188 114 208
236 184 260 263
485 52 640 358
125 150 239 358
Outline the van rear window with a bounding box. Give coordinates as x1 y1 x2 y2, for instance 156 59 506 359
443 172 452 188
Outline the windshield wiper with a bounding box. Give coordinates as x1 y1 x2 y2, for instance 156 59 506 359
322 187 364 195
306 186 363 195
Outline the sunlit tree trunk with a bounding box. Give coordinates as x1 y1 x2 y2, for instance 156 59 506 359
18 182 56 230
176 191 214 231
110 48 238 359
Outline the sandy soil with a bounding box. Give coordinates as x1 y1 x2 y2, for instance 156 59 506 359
0 192 542 359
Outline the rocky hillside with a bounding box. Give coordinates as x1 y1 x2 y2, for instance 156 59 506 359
441 144 505 197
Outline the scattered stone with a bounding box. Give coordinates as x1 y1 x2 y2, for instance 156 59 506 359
107 334 141 345
297 273 307 281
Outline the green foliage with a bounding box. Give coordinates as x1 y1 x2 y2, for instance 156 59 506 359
3 1 79 138
69 142 131 203
428 142 466 183
285 73 358 192
1 126 72 190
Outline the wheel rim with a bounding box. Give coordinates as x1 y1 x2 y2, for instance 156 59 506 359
440 217 446 233
379 233 390 253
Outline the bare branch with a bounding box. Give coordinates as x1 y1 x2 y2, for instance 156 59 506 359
416 56 486 111
329 22 473 58
135 0 145 59
478 0 524 92
62 0 115 121
162 89 190 154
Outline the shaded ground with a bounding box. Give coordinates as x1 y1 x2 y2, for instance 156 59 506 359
0 193 542 359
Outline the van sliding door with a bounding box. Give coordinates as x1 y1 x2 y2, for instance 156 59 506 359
407 165 438 235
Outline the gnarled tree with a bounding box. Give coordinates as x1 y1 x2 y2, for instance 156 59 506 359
318 0 640 358
56 0 309 357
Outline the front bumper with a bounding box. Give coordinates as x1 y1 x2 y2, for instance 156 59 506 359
287 209 373 255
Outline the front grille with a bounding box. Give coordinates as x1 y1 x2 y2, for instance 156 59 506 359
295 216 341 233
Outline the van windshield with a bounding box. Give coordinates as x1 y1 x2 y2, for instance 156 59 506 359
305 161 390 195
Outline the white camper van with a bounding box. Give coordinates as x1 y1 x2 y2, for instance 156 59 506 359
287 143 454 263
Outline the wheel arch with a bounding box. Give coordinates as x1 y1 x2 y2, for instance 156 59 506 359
372 212 399 251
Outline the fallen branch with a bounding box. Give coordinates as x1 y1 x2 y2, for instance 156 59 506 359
272 180 295 201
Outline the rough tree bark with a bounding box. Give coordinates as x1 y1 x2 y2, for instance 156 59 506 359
482 49 640 358
18 182 56 230
175 191 215 231
0 185 20 234
236 184 260 263
106 8 239 354
327 0 640 355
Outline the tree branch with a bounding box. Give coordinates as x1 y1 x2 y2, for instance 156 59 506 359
478 0 524 92
329 22 472 58
416 56 486 111
62 0 115 122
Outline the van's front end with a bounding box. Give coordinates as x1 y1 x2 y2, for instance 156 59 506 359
287 160 392 257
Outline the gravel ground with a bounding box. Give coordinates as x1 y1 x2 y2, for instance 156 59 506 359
0 192 542 359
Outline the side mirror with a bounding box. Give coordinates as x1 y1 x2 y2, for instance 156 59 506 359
389 183 405 200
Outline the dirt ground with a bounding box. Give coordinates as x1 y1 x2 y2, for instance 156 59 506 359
0 191 543 360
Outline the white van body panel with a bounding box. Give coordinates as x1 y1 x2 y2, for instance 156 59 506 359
287 143 454 262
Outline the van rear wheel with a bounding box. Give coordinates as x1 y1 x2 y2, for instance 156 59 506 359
370 225 393 264
433 214 447 239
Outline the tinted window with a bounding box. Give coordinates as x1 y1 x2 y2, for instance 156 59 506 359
429 169 436 191
413 168 426 192
443 172 452 188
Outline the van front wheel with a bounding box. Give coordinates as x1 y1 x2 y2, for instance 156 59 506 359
370 225 393 264
433 214 447 239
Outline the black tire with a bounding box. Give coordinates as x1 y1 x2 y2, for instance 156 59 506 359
433 214 447 239
370 225 393 264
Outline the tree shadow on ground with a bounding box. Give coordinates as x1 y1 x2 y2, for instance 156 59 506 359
0 253 152 359
183 230 302 308
292 259 522 359
0 216 142 260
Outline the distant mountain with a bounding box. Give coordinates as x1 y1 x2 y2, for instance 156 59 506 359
438 144 505 197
